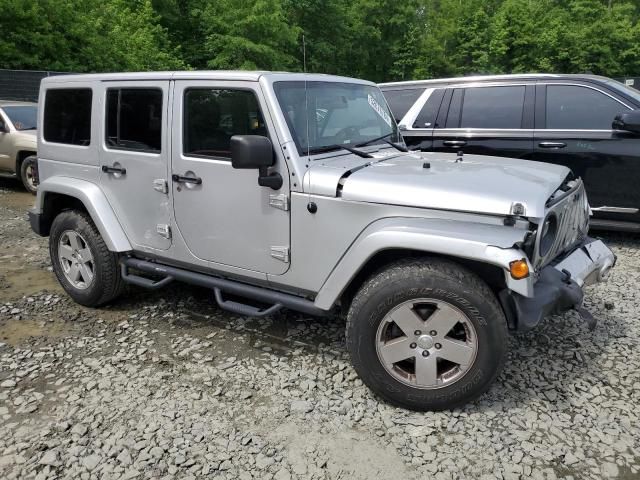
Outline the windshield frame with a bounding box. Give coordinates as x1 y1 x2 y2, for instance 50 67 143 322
273 80 400 157
1 105 38 131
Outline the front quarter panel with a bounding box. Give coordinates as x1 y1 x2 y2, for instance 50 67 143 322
313 217 533 310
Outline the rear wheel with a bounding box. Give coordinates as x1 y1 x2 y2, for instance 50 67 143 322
346 258 507 411
19 155 37 194
50 210 124 307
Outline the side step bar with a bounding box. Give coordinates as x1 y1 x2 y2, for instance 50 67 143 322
120 257 327 317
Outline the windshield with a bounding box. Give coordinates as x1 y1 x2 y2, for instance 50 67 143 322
603 79 640 105
2 106 37 130
274 81 400 155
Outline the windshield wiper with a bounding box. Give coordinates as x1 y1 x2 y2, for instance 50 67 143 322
308 144 373 158
356 133 409 152
20 127 37 131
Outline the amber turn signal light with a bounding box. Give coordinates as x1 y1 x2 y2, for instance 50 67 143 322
509 259 530 280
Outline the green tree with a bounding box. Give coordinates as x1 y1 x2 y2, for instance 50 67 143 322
200 0 300 71
0 0 184 72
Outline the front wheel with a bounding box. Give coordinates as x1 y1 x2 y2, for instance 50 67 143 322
346 258 508 411
19 155 38 194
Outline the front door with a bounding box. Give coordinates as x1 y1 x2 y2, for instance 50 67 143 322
171 80 290 275
533 83 640 223
98 81 172 251
0 110 13 172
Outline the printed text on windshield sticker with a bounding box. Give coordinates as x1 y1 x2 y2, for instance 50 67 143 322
368 94 392 128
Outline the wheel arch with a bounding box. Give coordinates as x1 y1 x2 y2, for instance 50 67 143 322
33 177 132 252
313 217 534 311
15 149 37 172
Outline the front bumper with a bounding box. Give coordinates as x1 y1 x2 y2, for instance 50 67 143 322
501 238 615 331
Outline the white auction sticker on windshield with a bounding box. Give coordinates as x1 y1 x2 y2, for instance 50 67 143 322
368 94 392 128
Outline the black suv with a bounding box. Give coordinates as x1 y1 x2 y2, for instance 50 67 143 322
380 74 640 231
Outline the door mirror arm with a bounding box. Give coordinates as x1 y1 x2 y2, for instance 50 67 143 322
258 167 283 189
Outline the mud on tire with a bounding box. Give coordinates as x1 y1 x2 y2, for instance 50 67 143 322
346 257 508 411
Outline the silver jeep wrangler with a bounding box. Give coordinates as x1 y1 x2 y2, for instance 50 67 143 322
30 71 615 411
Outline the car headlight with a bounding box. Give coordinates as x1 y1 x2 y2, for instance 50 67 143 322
539 213 558 257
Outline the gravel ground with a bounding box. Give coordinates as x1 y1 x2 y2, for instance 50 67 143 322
0 178 639 480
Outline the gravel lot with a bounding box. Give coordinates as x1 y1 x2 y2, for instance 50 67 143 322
0 178 639 480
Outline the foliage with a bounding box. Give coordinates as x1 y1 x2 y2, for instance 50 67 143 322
2 0 640 81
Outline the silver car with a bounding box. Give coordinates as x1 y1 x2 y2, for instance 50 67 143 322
29 71 615 411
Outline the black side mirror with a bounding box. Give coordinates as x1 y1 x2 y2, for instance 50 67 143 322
612 110 640 134
0 120 7 133
231 135 282 190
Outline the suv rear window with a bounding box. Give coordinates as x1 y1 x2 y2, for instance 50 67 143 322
106 89 162 152
383 88 424 122
459 86 525 129
183 89 267 159
43 89 92 145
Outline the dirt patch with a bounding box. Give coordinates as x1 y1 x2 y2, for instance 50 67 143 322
0 317 76 346
0 267 59 302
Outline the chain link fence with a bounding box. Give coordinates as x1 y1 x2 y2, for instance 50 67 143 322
0 69 71 102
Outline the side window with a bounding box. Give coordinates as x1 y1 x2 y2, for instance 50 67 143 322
546 85 628 130
413 89 445 128
460 86 525 129
43 89 92 145
383 88 425 123
183 89 267 159
106 89 162 152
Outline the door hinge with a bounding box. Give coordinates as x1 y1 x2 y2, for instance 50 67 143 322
153 179 168 194
269 193 289 211
270 246 290 263
157 224 171 239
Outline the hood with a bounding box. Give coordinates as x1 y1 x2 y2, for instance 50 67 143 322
304 151 571 218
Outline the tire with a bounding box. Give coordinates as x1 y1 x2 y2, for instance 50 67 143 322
19 155 38 194
49 210 124 307
346 257 508 411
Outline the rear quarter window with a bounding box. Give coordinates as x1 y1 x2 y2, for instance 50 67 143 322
43 89 92 146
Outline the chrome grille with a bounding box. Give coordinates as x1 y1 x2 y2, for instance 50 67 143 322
534 180 589 269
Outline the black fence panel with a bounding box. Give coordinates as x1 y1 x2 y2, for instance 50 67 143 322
0 69 71 102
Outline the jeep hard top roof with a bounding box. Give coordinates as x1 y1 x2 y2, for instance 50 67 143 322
41 71 375 86
379 73 615 89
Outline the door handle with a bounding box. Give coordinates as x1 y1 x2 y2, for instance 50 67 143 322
102 165 126 175
172 174 202 185
538 142 566 149
443 140 467 147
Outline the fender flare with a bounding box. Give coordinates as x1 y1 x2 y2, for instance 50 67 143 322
313 217 533 310
34 176 132 252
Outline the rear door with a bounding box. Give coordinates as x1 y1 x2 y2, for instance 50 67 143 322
533 82 640 223
98 81 172 251
431 84 535 159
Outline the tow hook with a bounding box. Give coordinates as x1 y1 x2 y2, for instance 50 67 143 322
574 304 597 331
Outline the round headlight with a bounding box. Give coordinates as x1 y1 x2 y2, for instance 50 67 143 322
539 213 558 257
